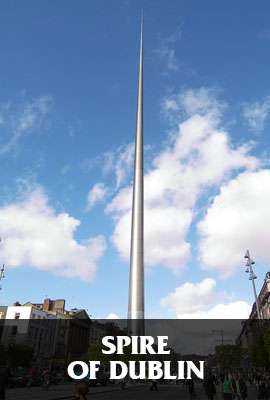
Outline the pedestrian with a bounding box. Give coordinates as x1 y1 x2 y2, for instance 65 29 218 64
222 374 234 400
204 374 216 400
187 379 196 399
258 378 269 400
42 368 50 390
120 378 126 390
27 366 36 388
74 381 89 400
235 375 248 400
150 379 158 391
0 367 8 400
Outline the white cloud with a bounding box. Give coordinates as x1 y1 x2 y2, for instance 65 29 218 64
162 98 178 114
0 187 106 280
176 302 251 319
103 143 134 189
0 96 52 154
165 48 178 72
0 102 10 126
161 278 216 314
106 313 119 319
156 29 182 72
157 45 179 72
108 206 192 271
61 164 71 175
198 169 270 276
115 143 134 189
161 278 251 319
86 183 108 211
242 96 270 132
162 87 225 119
107 88 258 272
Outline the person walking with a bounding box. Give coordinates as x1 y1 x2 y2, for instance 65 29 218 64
258 377 269 400
204 374 216 400
0 367 9 400
235 375 248 400
222 374 234 400
42 368 50 390
120 377 127 390
187 379 196 399
74 381 89 400
150 379 158 391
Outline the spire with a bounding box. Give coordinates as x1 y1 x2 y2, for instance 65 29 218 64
128 19 145 331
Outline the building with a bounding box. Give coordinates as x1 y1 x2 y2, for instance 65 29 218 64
0 298 91 367
0 306 7 341
0 306 7 320
89 321 106 347
246 272 270 319
236 318 258 350
1 302 56 365
32 298 66 315
53 308 91 365
30 298 91 365
236 272 270 355
5 302 56 320
256 271 270 319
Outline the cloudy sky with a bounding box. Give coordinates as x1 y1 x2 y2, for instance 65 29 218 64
1 1 270 319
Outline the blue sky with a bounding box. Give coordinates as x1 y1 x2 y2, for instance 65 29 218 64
1 1 270 318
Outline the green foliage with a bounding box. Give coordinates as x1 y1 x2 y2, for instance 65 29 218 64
6 344 33 367
263 328 270 362
250 327 270 368
83 344 111 366
215 344 243 369
0 344 7 364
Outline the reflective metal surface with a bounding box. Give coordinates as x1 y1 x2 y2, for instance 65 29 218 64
128 20 145 327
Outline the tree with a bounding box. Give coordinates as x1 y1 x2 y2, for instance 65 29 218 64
263 327 270 363
250 328 270 368
83 344 111 367
0 344 7 364
7 344 33 367
215 344 243 370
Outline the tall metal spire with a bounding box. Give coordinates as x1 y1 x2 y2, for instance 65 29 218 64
128 18 144 330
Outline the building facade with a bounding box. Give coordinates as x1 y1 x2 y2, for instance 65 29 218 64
0 298 91 368
1 302 56 365
237 272 270 354
249 272 270 319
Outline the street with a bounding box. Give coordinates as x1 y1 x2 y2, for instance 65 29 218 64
6 382 258 400
92 384 258 400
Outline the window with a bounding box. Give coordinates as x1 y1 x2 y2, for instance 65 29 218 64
11 326 17 335
14 313 20 320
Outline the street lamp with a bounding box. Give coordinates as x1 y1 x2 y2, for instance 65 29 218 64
212 329 233 345
0 239 7 310
212 329 224 345
0 264 5 287
0 237 6 294
244 250 261 319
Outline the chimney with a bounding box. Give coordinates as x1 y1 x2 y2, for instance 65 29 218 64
43 298 51 312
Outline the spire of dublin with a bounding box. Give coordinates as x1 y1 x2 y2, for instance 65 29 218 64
128 20 145 333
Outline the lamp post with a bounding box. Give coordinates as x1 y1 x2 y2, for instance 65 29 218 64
0 264 5 294
244 250 261 319
212 329 224 345
0 237 6 296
